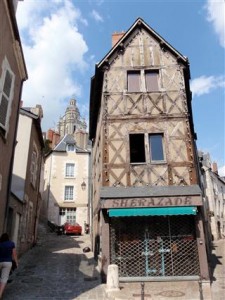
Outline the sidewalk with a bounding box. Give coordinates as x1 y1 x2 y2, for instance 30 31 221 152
210 239 225 300
3 223 224 299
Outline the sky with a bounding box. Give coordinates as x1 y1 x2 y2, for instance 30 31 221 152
16 0 224 175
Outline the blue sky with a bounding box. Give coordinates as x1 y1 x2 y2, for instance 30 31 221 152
16 0 224 174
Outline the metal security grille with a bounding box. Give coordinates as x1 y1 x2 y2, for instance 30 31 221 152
110 216 200 278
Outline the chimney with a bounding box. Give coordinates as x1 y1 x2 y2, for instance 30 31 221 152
112 32 125 47
212 162 218 174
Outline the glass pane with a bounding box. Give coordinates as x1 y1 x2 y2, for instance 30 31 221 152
3 70 12 97
149 134 164 161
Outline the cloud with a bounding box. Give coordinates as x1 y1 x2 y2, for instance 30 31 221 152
91 9 104 22
205 0 225 48
218 165 225 177
16 0 89 131
191 75 225 97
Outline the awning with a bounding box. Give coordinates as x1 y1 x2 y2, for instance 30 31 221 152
108 206 197 217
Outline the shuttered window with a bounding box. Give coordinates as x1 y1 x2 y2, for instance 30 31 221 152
0 58 15 134
145 70 159 91
30 149 38 187
127 71 140 92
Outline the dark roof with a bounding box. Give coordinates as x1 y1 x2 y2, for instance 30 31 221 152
100 185 202 199
89 18 193 140
54 134 89 153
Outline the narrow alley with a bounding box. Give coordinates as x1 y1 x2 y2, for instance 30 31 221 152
3 223 105 300
3 223 225 300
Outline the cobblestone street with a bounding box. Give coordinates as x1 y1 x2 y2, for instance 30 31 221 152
3 224 105 300
2 223 225 300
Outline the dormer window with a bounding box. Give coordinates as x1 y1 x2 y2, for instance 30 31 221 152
67 144 75 152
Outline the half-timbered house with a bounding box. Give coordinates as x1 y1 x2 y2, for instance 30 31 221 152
89 18 210 287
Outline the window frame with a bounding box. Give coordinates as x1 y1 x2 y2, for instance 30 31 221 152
127 70 141 92
64 185 74 201
67 144 75 152
149 133 165 162
65 163 75 178
145 70 159 92
0 57 15 136
129 132 166 164
127 69 160 93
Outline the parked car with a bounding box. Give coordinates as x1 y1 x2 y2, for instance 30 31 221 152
64 222 82 235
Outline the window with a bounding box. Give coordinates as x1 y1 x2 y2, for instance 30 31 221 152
129 133 165 163
149 134 164 161
66 208 76 224
65 163 75 177
64 186 74 201
0 57 15 135
145 70 159 91
127 71 140 92
59 208 66 216
129 134 146 163
67 144 75 152
30 148 38 187
127 69 159 93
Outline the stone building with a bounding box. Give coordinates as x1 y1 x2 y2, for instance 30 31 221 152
0 0 27 235
199 151 225 242
10 105 44 256
89 17 210 294
43 134 91 230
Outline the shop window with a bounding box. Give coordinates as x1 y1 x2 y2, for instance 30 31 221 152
145 70 159 91
129 134 146 163
64 186 74 201
127 71 141 92
65 163 75 177
149 134 164 161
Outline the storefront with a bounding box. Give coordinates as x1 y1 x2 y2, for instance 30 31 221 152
99 186 209 282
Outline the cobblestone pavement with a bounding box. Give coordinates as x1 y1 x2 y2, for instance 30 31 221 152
2 223 225 300
210 239 225 300
3 223 106 300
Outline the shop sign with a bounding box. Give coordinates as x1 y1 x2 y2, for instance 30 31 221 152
101 196 202 209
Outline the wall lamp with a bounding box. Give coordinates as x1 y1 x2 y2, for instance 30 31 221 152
81 181 86 190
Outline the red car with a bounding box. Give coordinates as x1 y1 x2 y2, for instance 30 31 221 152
64 223 82 235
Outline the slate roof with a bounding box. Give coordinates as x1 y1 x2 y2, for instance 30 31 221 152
54 134 89 153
